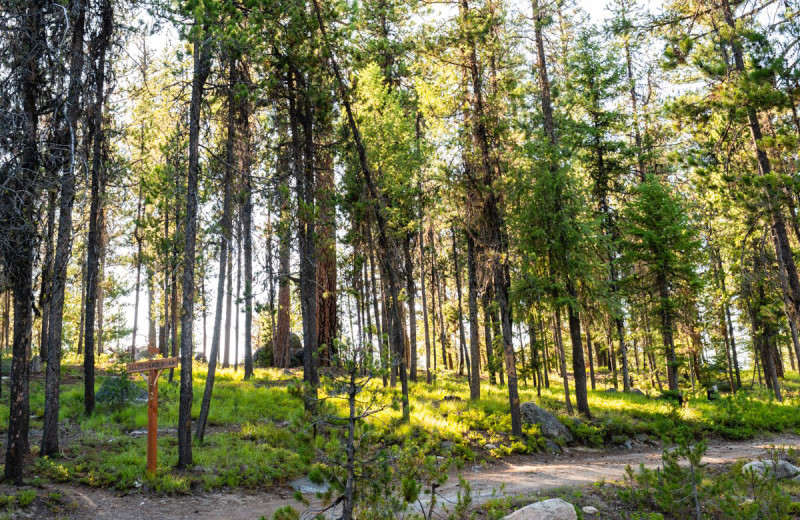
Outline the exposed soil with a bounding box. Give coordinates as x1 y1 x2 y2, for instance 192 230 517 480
3 433 798 519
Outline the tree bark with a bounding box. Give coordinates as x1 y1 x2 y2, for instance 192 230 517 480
177 30 211 467
452 228 469 379
419 221 432 384
41 0 87 457
466 232 481 399
83 0 113 416
38 190 57 360
401 236 417 382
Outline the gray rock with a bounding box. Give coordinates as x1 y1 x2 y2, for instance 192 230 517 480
582 506 599 515
520 402 573 443
290 477 330 495
604 388 618 393
742 460 800 479
503 498 577 520
630 388 646 396
543 439 562 454
484 443 498 450
633 433 649 443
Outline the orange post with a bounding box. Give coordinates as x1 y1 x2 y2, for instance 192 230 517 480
146 370 159 477
127 357 178 479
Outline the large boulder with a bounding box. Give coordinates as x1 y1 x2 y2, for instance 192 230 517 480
253 332 303 368
503 498 577 520
742 460 800 479
520 402 573 443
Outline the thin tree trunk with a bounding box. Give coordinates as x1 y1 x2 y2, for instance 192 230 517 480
3 0 42 477
483 295 496 385
38 190 57 360
554 307 573 414
466 232 481 400
41 0 87 457
419 221 432 384
452 228 469 379
83 0 113 415
585 318 596 391
177 28 211 467
404 236 418 382
223 237 233 369
235 218 241 371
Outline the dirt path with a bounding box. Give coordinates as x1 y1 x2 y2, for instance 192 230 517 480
13 433 800 519
433 433 800 509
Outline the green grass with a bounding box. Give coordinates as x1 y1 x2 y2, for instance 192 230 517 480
0 353 798 495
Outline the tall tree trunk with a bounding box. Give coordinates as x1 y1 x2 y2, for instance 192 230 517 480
311 0 409 417
466 232 481 399
585 318 596 391
483 295 496 385
96 205 107 356
419 221 432 384
235 219 241 371
720 1 800 337
38 190 57 360
147 268 156 353
179 32 211 465
403 236 418 382
657 272 679 392
42 0 87 457
452 228 469 379
316 151 337 367
223 230 234 369
276 193 291 368
553 307 573 414
3 0 45 483
242 157 254 380
367 224 388 386
131 178 144 359
289 70 319 406
83 0 113 416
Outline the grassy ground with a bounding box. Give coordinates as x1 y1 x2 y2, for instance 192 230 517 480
0 354 798 498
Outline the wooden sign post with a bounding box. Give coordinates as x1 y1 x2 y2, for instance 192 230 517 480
126 355 179 477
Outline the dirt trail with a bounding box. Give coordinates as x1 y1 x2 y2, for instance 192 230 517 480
434 433 800 509
16 433 800 520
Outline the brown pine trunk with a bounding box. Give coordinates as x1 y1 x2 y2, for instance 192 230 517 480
276 195 291 369
316 152 337 367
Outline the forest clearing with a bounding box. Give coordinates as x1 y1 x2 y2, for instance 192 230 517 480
3 0 800 517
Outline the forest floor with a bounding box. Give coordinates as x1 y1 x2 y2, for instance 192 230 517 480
2 433 798 519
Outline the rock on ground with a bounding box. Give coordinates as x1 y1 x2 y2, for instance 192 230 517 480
742 460 800 479
520 402 573 443
582 505 599 515
503 498 577 520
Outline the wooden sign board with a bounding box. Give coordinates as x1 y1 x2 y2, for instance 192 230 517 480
125 356 179 477
127 357 178 374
